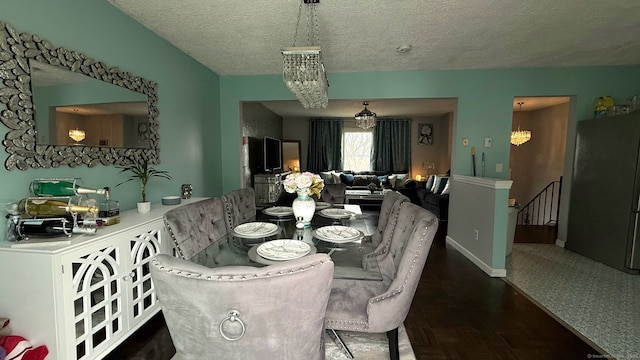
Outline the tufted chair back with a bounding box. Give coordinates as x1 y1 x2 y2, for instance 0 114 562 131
222 188 256 231
151 253 334 360
320 183 347 204
369 191 409 248
164 198 228 260
376 202 435 282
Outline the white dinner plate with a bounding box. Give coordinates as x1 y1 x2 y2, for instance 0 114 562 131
319 208 355 219
248 244 317 265
256 240 312 261
263 206 294 217
315 202 331 211
313 226 362 243
233 222 279 238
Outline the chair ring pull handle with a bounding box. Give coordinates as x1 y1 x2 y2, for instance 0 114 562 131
219 310 245 341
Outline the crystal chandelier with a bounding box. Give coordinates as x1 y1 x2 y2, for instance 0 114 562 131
281 0 328 109
355 101 377 129
68 128 85 143
511 101 531 146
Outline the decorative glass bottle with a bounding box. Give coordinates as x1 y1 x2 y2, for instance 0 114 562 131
18 198 98 217
291 189 316 228
18 218 74 237
97 187 120 225
30 179 107 197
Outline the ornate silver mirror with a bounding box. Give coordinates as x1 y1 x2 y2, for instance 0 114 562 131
0 21 159 170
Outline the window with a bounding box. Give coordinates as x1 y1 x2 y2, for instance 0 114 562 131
342 125 373 171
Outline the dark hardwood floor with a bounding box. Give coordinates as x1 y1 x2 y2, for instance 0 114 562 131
106 218 599 360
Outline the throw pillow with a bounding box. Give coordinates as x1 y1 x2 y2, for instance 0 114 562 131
332 171 342 184
387 174 397 188
353 175 378 187
319 171 334 185
434 176 449 194
377 175 390 188
393 173 409 189
339 173 355 186
430 175 440 192
424 175 436 191
441 179 451 195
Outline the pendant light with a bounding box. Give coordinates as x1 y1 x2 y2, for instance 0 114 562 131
511 101 531 146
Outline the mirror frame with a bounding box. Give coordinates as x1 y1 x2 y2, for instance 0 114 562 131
0 21 159 170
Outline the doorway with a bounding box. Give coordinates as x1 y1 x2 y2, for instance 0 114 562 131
509 96 570 244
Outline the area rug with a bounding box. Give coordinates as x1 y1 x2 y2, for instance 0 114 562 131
325 325 416 360
169 324 416 359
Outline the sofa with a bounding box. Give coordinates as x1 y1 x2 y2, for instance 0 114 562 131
319 170 413 191
398 174 450 221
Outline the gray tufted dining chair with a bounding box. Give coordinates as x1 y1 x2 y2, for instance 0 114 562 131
325 202 438 360
164 198 228 260
320 183 347 204
368 191 409 248
151 253 334 360
222 188 257 231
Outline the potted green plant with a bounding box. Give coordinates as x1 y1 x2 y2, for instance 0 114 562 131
116 159 172 213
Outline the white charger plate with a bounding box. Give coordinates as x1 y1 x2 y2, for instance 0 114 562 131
315 202 331 211
319 208 355 219
256 240 311 261
313 226 362 243
233 222 279 238
263 206 294 217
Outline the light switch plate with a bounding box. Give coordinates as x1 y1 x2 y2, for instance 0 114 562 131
462 138 469 147
496 163 503 172
484 138 492 147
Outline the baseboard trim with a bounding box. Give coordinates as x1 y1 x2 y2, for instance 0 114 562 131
555 239 566 247
446 236 506 277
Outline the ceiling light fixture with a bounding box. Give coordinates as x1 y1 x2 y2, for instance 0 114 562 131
511 101 531 146
281 0 329 109
69 128 85 143
355 101 377 129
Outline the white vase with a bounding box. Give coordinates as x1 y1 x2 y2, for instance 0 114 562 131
292 189 315 228
137 201 151 213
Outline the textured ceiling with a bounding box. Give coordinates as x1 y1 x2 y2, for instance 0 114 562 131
108 0 630 117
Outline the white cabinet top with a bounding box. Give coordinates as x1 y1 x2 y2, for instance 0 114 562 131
0 197 208 254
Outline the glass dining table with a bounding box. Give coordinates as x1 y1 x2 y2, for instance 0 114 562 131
187 204 382 281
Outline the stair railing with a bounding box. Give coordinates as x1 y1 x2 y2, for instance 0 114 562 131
517 177 562 226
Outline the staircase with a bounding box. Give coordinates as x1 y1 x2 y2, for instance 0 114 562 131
515 178 562 244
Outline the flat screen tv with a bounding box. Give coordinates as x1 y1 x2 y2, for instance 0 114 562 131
263 136 282 173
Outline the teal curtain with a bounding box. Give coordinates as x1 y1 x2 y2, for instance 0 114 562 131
372 118 411 172
307 118 343 172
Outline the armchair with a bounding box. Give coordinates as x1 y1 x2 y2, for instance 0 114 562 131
324 203 438 360
151 253 334 360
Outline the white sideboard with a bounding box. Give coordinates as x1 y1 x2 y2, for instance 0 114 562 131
0 197 206 360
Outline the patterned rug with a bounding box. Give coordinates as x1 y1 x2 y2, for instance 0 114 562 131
505 244 640 359
325 325 416 360
170 325 415 359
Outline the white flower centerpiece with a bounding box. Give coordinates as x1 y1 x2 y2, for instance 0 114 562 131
282 172 324 227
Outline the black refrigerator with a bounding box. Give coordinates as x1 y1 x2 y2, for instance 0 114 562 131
567 111 640 273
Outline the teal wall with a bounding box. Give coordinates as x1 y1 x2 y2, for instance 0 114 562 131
0 0 221 236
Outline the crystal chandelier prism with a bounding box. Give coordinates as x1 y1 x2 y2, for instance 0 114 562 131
511 101 531 146
281 0 328 109
355 101 377 129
